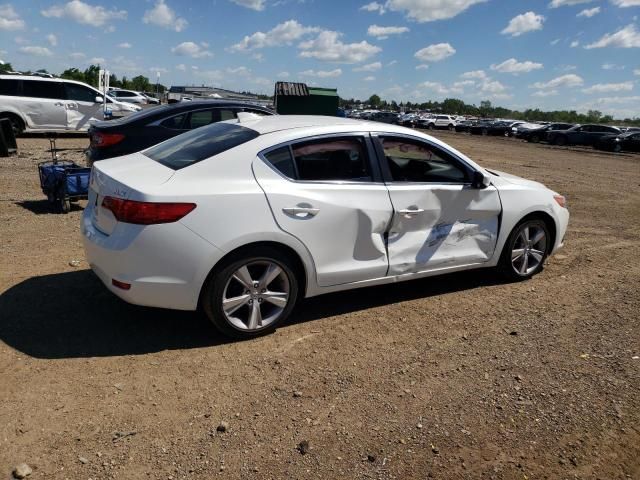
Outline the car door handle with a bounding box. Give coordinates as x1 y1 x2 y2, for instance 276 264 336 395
282 207 320 218
54 102 64 107
398 208 425 217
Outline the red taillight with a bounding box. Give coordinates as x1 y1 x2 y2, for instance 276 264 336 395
101 196 196 225
91 132 125 148
112 279 131 290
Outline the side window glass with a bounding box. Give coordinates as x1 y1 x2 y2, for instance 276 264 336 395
22 80 64 99
64 83 97 102
292 137 371 182
160 114 186 129
187 110 220 129
379 137 468 183
0 79 21 96
219 109 236 121
264 146 296 179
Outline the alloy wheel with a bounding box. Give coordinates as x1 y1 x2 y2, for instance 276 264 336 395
511 224 547 276
221 261 290 332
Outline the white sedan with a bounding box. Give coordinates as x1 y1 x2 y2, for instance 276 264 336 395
82 115 569 338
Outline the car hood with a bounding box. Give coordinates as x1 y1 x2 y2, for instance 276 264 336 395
488 170 547 190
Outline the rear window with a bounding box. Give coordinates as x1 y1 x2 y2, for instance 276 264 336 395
144 122 259 170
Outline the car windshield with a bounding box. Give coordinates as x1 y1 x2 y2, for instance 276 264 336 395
144 122 259 170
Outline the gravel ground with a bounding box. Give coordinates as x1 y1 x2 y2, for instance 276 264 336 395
0 131 639 479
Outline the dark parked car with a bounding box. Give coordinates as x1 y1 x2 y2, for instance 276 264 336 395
455 119 476 133
546 124 622 147
470 120 513 136
594 131 640 153
517 123 575 143
87 101 273 162
371 111 399 124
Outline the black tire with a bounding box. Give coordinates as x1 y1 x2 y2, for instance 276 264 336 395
428 123 434 130
498 218 550 281
201 246 300 339
530 134 540 143
448 124 454 131
554 136 567 146
482 128 489 136
0 113 25 137
613 144 622 153
59 196 70 213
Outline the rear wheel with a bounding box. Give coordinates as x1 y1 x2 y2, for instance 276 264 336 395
448 124 454 131
613 144 622 153
0 113 24 137
428 123 434 130
554 136 567 146
202 247 299 339
482 128 489 136
499 219 550 281
530 134 540 143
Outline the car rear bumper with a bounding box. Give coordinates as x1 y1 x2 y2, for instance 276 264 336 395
81 208 224 311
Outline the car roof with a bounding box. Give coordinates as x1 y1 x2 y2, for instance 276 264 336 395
235 115 392 135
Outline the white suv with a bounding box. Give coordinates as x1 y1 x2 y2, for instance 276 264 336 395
108 89 148 105
0 74 142 135
424 115 457 130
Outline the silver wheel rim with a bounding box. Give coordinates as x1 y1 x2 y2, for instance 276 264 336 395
511 224 547 276
222 261 290 332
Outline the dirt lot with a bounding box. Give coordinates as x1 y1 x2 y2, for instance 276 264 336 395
1 132 639 479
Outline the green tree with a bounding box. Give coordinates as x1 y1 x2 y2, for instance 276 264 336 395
368 94 381 108
0 61 14 73
131 75 151 92
60 67 85 82
83 64 101 87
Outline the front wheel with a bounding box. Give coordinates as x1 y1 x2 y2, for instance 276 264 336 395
499 219 550 281
554 136 567 146
202 248 299 338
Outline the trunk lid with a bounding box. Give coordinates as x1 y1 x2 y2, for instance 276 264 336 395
88 152 175 235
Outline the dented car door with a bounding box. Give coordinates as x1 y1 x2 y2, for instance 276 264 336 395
253 134 393 287
373 135 501 275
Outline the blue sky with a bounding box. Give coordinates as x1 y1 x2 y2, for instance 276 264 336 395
1 0 639 117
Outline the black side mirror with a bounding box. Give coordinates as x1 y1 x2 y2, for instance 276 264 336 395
472 171 490 189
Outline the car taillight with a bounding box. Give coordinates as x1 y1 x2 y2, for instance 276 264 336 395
101 196 196 225
92 132 125 148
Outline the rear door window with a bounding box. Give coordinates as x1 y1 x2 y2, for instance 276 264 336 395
22 80 64 99
291 137 372 182
144 122 259 170
0 79 21 96
263 146 297 179
186 109 237 129
160 113 186 129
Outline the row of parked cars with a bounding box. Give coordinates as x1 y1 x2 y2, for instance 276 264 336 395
347 110 640 154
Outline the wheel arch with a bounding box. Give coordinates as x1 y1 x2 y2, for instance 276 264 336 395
507 211 557 255
198 240 310 309
0 111 26 133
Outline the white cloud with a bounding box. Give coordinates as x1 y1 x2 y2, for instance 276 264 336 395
230 20 319 52
635 68 640 75
230 0 266 10
142 0 187 32
577 6 600 17
490 58 543 74
0 4 25 30
353 61 382 71
367 24 409 39
414 42 455 62
299 30 381 63
480 79 509 95
530 74 584 89
171 41 213 58
19 45 52 56
571 40 580 47
46 33 57 46
501 11 545 37
149 67 168 74
175 63 186 71
602 63 625 70
550 38 560 45
610 0 640 6
582 81 634 93
460 69 487 79
415 64 429 70
420 81 463 95
385 0 487 23
360 2 385 13
532 90 559 97
69 52 86 59
89 56 105 64
41 0 127 27
277 71 290 78
299 68 343 78
585 24 640 48
227 66 251 76
549 0 594 6
364 75 376 81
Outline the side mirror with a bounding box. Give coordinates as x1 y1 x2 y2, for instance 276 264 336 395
472 171 491 189
95 96 103 103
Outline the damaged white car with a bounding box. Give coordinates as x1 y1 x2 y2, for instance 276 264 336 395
82 115 569 338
